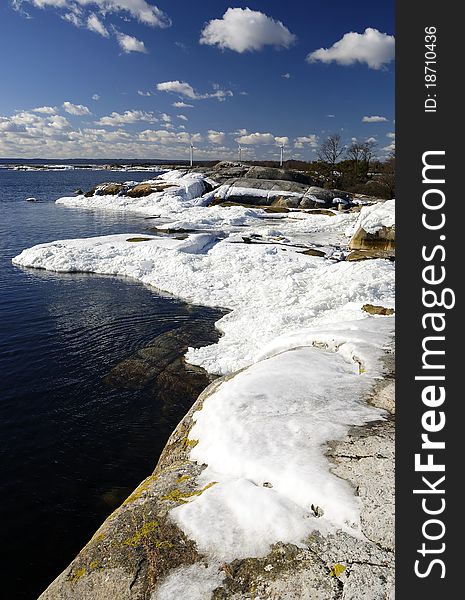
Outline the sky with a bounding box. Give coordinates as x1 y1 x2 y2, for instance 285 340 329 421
0 1 395 160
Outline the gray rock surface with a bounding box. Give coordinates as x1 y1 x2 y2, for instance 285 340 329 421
39 343 395 600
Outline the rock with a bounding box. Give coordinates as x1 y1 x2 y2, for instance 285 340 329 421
304 187 351 202
207 162 317 186
346 250 395 262
349 226 395 252
84 183 128 197
300 249 326 257
104 323 222 395
362 304 395 316
39 343 395 600
126 237 153 243
126 182 176 198
224 178 308 202
243 165 315 185
300 209 337 217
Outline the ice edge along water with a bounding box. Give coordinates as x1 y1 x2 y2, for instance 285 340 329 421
12 171 395 567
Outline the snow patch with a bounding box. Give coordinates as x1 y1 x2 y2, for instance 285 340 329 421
153 562 224 600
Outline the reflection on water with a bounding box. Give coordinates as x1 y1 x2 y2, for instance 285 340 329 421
0 169 224 599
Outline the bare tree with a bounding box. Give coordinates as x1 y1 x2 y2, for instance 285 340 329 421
317 134 345 186
347 140 377 182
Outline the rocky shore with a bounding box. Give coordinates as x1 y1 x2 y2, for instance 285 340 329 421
13 163 395 599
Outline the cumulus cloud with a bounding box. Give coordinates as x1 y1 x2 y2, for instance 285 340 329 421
157 80 197 99
306 28 394 70
157 80 233 101
31 106 57 114
173 101 193 108
13 1 171 28
63 101 91 115
97 110 157 126
177 114 188 121
200 7 296 53
92 94 100 100
282 73 291 79
362 115 388 123
0 110 71 141
236 132 276 145
138 129 202 144
274 136 289 146
386 132 395 139
207 130 226 144
87 13 108 37
115 31 147 53
294 134 319 149
365 137 377 144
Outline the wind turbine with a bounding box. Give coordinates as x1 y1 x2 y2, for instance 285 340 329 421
279 144 285 167
238 144 242 162
189 142 195 167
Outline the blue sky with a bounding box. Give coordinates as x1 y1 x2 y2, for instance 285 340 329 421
0 1 395 160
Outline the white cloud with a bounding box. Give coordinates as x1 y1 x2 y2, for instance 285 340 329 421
386 132 395 139
62 10 82 27
31 106 57 114
294 134 319 149
382 142 395 153
362 115 388 123
14 1 171 28
177 114 188 121
86 13 108 37
207 130 226 144
63 101 91 115
138 129 202 144
274 136 289 146
157 80 233 101
160 113 171 123
157 80 197 99
365 137 377 144
307 28 395 70
282 73 291 79
92 94 100 100
236 132 276 145
200 7 296 53
97 110 157 126
115 31 147 53
137 90 152 96
327 114 336 118
173 101 193 108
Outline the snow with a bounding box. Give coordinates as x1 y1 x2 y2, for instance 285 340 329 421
13 231 394 375
172 326 387 561
12 173 396 567
153 562 224 600
348 199 395 235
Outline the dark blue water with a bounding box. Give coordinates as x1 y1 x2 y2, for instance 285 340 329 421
0 170 222 599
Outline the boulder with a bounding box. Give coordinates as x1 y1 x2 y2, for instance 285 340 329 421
84 183 128 197
243 165 315 185
349 225 395 252
126 182 175 198
211 179 308 208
